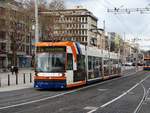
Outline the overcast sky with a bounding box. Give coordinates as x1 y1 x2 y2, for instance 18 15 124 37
65 0 150 50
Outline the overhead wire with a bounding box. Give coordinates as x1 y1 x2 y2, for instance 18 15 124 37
104 0 150 44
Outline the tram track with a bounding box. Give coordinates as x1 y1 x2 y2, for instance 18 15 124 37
0 70 143 109
0 71 149 113
87 73 150 113
133 83 146 113
134 82 150 113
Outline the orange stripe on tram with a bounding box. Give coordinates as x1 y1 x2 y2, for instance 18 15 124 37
67 81 86 88
34 76 66 81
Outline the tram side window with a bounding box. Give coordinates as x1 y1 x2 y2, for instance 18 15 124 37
88 56 92 70
104 60 108 65
67 54 73 70
77 55 85 70
93 57 95 69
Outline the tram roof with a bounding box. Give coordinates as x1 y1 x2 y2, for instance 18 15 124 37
35 41 76 47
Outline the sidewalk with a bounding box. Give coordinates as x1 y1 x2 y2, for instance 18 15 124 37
0 83 33 92
0 68 35 89
0 68 34 77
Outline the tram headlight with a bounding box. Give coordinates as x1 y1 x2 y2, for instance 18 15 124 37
37 73 65 77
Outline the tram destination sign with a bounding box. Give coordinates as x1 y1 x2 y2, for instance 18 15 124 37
37 46 66 52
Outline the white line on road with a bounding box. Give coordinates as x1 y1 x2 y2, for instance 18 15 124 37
100 83 139 108
133 83 146 113
84 106 98 113
146 88 150 100
134 87 150 113
0 71 143 110
0 89 78 110
97 89 108 91
101 75 149 108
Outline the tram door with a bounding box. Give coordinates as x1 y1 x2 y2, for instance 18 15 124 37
73 55 86 82
66 53 74 84
93 57 101 78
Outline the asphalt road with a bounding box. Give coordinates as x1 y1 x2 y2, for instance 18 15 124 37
0 71 150 113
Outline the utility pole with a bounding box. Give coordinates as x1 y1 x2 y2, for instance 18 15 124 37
135 43 139 71
123 32 126 69
108 32 111 75
35 0 39 53
101 20 105 77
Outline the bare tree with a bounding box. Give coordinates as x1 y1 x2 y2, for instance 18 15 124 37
49 0 65 10
38 0 66 41
0 0 14 3
1 1 32 66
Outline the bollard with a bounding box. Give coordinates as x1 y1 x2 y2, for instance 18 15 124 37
30 73 32 83
8 74 10 86
23 73 26 84
16 74 18 85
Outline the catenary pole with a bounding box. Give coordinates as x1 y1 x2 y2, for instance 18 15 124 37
35 0 39 55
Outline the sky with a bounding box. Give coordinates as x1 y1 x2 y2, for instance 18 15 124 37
65 0 150 50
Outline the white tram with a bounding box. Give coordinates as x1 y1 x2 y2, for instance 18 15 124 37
34 41 121 89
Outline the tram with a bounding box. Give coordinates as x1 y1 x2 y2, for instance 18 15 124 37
143 56 150 70
34 41 121 89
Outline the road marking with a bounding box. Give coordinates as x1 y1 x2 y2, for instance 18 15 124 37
144 88 150 102
133 83 146 113
0 90 78 110
100 83 139 108
146 98 150 101
84 106 98 113
0 71 144 110
100 75 150 109
97 89 108 91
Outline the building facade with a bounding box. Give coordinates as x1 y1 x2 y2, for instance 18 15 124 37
39 6 103 47
0 2 32 70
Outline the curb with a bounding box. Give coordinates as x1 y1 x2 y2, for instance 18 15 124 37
0 83 33 92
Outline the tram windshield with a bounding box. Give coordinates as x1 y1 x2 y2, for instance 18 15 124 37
144 59 150 66
35 47 66 72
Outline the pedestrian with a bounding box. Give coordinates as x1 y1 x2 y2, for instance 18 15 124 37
10 66 14 75
14 66 19 76
7 64 11 71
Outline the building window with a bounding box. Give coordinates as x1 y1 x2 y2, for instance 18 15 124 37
81 24 84 29
79 30 81 35
82 17 84 22
76 24 78 28
85 17 87 22
0 43 6 51
79 17 81 22
0 7 5 15
82 30 84 35
26 35 30 43
85 30 87 35
81 37 84 42
0 31 6 40
66 17 68 21
0 19 5 27
26 45 30 55
85 37 87 41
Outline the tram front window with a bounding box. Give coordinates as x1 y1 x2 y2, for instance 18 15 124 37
145 60 150 66
36 53 66 72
